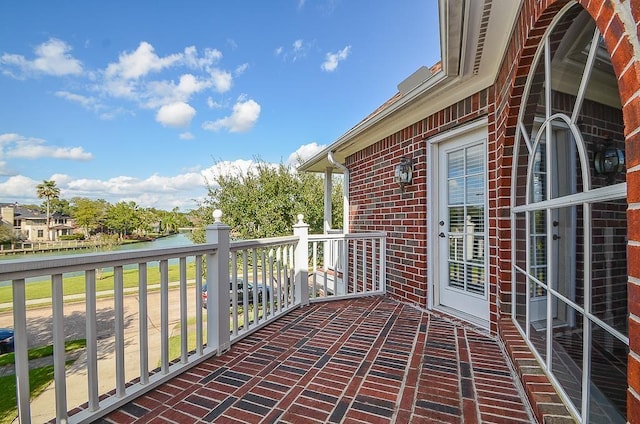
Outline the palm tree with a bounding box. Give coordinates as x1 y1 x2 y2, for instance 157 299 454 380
36 180 61 241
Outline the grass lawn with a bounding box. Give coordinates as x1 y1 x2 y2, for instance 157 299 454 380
0 339 86 424
0 262 198 306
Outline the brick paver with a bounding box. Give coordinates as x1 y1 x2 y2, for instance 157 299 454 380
98 296 535 423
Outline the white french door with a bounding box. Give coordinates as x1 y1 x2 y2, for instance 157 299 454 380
436 130 488 324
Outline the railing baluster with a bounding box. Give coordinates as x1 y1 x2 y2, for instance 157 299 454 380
311 241 318 299
276 247 283 312
160 260 169 373
85 269 99 411
138 264 149 385
114 266 126 397
242 250 249 330
52 273 68 422
372 239 377 292
252 249 258 326
12 278 30 423
231 254 238 336
268 250 275 315
180 257 188 363
379 237 387 293
261 249 268 320
362 240 367 293
195 255 203 355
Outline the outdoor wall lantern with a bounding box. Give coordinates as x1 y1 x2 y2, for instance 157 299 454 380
594 140 625 184
395 156 413 192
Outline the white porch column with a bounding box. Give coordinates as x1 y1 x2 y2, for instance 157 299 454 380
206 209 231 355
293 214 309 306
324 167 333 233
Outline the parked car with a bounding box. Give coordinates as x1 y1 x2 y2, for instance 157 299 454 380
201 279 271 308
0 328 14 354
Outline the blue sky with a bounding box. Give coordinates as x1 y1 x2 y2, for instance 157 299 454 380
0 0 440 211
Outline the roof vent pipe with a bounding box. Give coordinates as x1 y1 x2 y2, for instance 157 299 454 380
327 151 349 233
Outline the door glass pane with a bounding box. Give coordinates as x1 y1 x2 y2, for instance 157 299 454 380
466 264 485 295
466 144 484 173
531 138 546 203
448 150 464 178
551 205 583 308
448 178 464 204
529 210 547 289
466 175 484 202
449 207 464 231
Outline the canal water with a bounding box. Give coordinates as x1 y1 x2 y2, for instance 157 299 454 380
0 232 195 285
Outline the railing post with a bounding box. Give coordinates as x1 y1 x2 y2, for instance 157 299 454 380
206 209 231 355
293 214 309 306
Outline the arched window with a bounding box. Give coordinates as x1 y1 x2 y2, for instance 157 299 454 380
511 3 628 422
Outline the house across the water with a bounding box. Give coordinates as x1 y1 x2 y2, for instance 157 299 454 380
0 203 76 242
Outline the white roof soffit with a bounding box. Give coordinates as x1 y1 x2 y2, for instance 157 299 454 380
299 0 522 173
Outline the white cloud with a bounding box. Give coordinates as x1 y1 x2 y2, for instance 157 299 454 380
202 97 261 133
287 142 326 165
0 38 83 78
292 39 306 61
183 46 222 69
0 175 39 199
144 73 210 109
55 90 103 112
105 41 181 80
1 133 93 161
207 97 222 109
210 68 232 93
321 45 351 72
235 63 249 75
200 159 257 184
155 102 196 127
180 132 194 140
274 46 283 56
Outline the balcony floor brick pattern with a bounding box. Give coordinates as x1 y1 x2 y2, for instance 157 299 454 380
99 296 535 423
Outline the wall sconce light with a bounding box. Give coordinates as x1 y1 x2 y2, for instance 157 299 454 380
594 140 624 184
395 156 413 192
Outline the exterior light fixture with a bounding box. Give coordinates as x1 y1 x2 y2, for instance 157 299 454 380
395 156 413 192
594 140 625 184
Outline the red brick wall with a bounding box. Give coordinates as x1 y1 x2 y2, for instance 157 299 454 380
345 91 490 307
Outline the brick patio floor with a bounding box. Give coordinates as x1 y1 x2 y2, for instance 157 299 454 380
99 296 536 423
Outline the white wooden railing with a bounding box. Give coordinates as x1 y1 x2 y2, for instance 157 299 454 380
0 212 386 423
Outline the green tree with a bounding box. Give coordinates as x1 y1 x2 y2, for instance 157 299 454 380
0 222 16 244
190 160 342 243
48 197 72 216
70 197 108 236
36 180 61 241
105 201 140 238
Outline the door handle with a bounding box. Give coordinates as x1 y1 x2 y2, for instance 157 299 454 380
439 232 446 238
